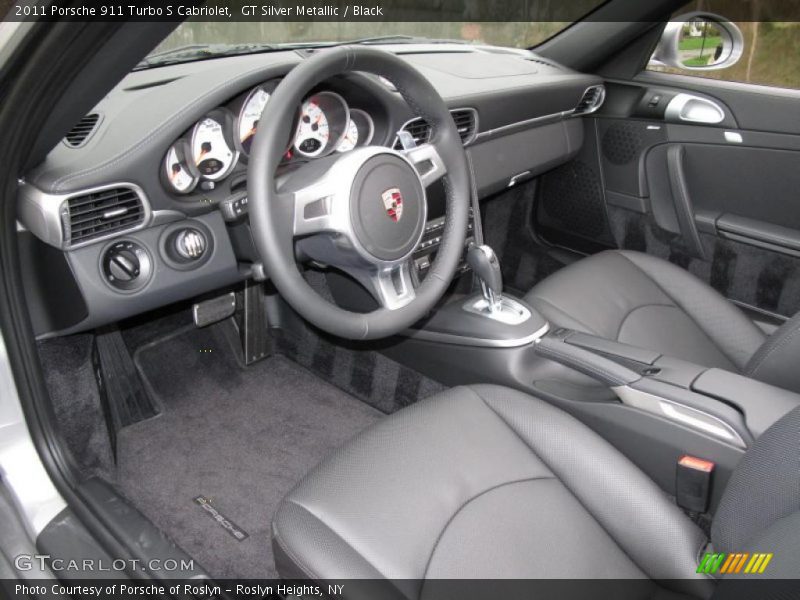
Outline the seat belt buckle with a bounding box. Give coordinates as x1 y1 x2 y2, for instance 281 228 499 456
676 455 715 513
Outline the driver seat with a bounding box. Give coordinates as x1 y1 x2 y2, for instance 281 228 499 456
272 385 799 598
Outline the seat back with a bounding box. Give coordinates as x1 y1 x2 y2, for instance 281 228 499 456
711 405 800 577
745 312 800 394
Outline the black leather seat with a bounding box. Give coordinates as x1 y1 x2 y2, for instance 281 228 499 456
525 250 800 393
272 385 799 598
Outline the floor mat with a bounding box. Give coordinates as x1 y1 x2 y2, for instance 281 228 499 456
274 321 447 414
116 322 381 579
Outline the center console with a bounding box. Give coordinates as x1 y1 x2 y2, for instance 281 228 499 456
410 181 475 281
388 240 800 512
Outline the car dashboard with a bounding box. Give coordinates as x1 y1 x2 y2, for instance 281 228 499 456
17 44 603 337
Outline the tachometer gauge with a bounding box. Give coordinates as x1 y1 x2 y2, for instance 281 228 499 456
336 109 375 153
191 113 237 181
236 85 272 156
294 91 349 159
163 141 198 194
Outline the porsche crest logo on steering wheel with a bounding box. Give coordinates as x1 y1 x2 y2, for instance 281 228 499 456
381 187 404 222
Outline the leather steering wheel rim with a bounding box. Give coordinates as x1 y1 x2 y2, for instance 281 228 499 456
247 46 470 340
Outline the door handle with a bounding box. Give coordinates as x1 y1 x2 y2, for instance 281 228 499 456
665 93 725 124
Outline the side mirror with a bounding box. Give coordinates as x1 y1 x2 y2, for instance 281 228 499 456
650 12 744 71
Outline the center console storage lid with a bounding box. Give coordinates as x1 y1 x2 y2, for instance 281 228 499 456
691 368 800 437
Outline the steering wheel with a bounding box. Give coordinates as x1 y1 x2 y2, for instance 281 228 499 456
247 46 470 340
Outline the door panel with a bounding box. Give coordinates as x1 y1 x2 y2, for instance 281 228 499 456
536 78 800 319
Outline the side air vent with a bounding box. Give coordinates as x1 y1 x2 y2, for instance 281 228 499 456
393 108 478 149
573 85 606 116
64 187 145 245
63 113 101 148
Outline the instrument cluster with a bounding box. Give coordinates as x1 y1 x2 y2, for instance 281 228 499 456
162 80 376 196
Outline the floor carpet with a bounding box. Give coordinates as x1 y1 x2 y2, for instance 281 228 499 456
116 322 381 579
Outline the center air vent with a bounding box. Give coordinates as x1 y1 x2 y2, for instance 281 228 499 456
63 113 101 148
64 187 146 245
393 108 478 150
573 85 606 116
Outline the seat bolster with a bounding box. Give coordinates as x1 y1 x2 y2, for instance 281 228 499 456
744 312 800 393
470 385 715 599
616 251 765 370
525 250 671 340
272 501 389 582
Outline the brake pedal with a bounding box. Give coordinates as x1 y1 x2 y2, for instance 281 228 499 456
192 292 236 328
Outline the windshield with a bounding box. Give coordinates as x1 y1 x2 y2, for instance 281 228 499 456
146 6 605 66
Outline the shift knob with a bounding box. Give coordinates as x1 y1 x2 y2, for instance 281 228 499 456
467 245 503 308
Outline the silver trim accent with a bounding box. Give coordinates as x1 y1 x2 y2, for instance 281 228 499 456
402 321 550 348
462 295 532 326
393 107 479 149
475 110 570 142
724 131 743 143
612 386 747 449
17 182 152 250
508 170 532 188
665 93 725 124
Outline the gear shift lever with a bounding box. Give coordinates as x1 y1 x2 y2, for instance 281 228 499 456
467 245 503 312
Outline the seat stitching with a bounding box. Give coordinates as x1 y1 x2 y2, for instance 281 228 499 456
419 476 555 585
271 512 321 581
746 326 800 377
529 296 599 335
615 252 745 368
466 386 654 579
614 303 691 341
277 499 410 597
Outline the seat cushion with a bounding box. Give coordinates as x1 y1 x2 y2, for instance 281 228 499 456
525 250 765 371
272 385 714 599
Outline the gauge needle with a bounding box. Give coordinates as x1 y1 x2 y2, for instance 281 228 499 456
242 127 256 142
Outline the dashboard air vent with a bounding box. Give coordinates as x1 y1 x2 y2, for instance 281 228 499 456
573 85 606 116
525 56 559 69
393 109 477 150
64 187 145 245
451 109 477 144
63 113 101 148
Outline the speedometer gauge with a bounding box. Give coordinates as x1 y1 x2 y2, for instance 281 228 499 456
191 113 237 181
294 91 349 159
336 109 374 153
163 141 198 194
237 85 272 155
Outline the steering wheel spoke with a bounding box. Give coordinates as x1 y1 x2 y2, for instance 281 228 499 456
401 143 447 187
287 174 342 237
